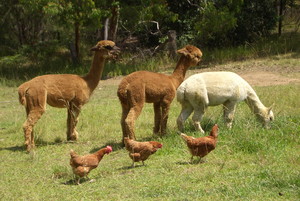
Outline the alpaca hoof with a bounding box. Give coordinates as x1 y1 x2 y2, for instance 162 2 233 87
67 136 77 141
67 131 78 141
25 144 35 153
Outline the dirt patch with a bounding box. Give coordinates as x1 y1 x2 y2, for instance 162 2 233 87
239 71 300 86
100 56 300 87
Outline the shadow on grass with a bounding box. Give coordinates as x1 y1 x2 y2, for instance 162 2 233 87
63 179 77 185
0 145 24 152
118 164 146 170
63 178 100 186
176 159 206 165
62 178 90 186
0 138 71 153
89 141 124 153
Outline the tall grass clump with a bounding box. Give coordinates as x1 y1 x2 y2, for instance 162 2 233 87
201 32 300 65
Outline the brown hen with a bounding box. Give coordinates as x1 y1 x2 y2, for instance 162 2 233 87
181 124 218 163
124 137 162 167
70 146 112 184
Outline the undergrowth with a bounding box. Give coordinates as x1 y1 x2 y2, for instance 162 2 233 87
0 32 299 86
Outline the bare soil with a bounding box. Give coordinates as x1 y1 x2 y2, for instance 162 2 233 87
101 56 300 87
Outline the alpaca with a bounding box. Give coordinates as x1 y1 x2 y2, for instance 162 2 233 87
176 71 274 133
117 45 202 142
18 40 120 152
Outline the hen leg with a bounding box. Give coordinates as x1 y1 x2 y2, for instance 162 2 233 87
131 161 135 168
76 177 81 185
190 156 194 163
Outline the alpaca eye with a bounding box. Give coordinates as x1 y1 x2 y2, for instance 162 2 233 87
104 46 113 50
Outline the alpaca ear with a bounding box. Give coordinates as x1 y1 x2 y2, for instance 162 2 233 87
268 103 275 113
90 46 100 51
177 47 190 56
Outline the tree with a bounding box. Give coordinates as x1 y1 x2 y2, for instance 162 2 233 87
0 0 49 47
233 0 277 44
45 0 103 63
194 1 241 46
119 0 178 47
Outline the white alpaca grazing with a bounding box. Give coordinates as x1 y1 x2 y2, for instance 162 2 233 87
176 71 274 133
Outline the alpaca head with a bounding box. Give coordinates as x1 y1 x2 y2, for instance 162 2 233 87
257 104 274 128
177 45 202 66
91 40 120 59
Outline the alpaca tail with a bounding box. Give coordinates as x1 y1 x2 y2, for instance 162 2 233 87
117 80 128 105
18 84 28 106
176 84 186 103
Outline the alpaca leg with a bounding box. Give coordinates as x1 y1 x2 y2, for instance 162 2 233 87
125 105 143 140
23 108 45 152
22 89 46 152
223 102 236 129
67 102 81 141
153 102 162 134
177 102 193 132
192 106 205 133
121 104 130 144
160 102 171 135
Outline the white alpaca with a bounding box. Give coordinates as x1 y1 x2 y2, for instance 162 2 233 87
176 71 274 133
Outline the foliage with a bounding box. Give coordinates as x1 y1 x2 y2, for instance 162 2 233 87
119 0 178 47
233 0 278 44
0 0 299 72
194 1 240 46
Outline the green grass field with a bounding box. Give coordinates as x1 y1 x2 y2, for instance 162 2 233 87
0 56 299 200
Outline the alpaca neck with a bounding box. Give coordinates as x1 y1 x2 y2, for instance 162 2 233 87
84 52 106 92
246 90 267 117
170 56 191 88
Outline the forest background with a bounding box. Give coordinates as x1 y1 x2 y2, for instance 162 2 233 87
0 0 299 84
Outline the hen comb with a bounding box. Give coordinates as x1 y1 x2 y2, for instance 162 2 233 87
106 146 113 152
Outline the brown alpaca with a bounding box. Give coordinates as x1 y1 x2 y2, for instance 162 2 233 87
18 40 120 152
117 45 202 142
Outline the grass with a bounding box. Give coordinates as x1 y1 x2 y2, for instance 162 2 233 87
0 32 299 199
0 55 299 200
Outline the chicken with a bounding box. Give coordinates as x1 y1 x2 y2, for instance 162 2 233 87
124 137 163 167
181 124 218 163
69 146 112 184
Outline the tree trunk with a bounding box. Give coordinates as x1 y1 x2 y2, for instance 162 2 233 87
278 0 285 36
108 4 120 41
104 18 109 40
167 30 177 60
74 21 80 63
